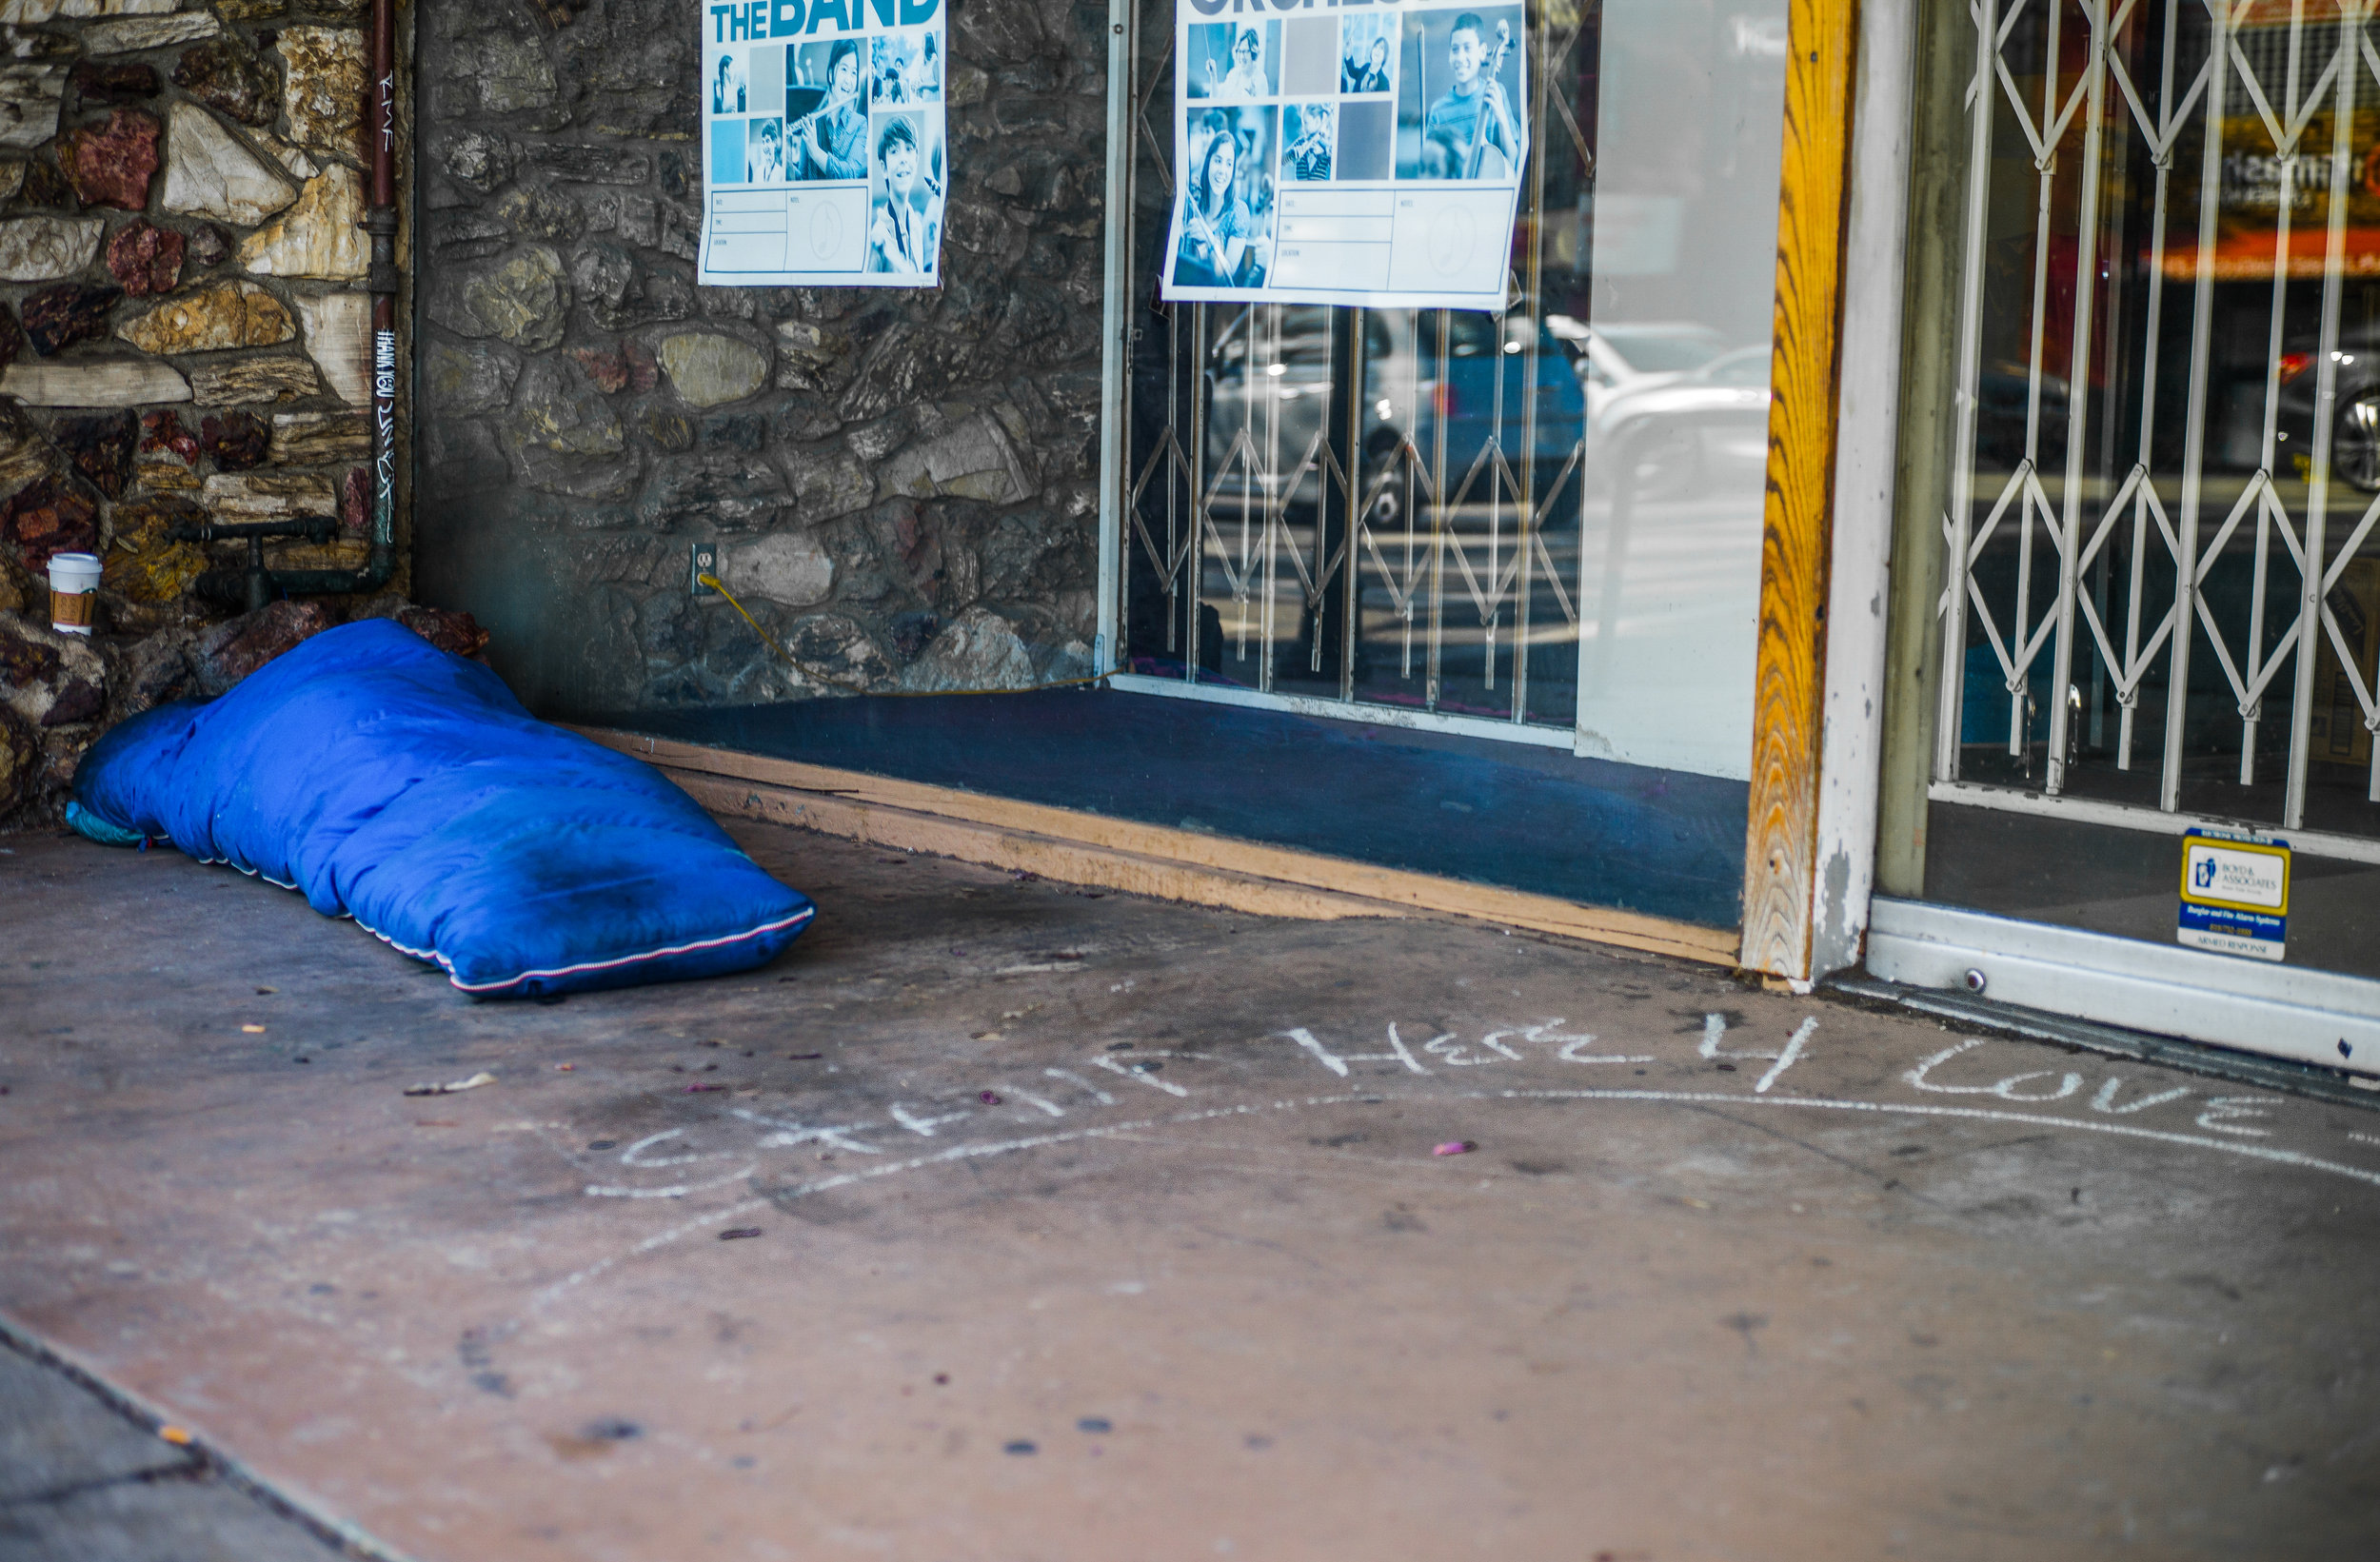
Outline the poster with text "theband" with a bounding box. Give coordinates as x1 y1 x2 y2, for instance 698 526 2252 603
698 0 945 287
1161 0 1527 310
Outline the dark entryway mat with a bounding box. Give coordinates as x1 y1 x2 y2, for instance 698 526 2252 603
579 688 1748 929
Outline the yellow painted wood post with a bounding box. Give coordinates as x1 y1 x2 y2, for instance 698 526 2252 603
1740 0 1862 981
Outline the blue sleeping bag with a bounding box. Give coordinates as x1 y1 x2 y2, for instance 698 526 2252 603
69 619 814 997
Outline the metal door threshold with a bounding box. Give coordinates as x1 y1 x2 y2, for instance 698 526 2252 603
1830 974 2380 1113
1862 897 2380 1085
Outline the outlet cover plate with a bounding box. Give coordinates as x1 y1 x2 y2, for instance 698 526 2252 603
690 542 719 596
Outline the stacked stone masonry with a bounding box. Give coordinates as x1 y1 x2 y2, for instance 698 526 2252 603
0 0 409 823
415 0 1107 714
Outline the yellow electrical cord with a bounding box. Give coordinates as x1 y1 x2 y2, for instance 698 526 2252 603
697 572 1109 699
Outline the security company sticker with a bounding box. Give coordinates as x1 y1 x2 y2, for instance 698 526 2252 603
2177 828 2290 963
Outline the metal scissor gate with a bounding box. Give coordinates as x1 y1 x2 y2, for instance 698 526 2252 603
1935 0 2380 860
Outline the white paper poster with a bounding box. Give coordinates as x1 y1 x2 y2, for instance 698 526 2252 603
698 0 946 287
1161 0 1527 310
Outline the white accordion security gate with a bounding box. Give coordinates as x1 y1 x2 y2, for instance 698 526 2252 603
1874 0 2380 1062
1933 0 2380 859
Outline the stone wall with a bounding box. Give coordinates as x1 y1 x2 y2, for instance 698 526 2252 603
0 0 407 824
412 0 1108 716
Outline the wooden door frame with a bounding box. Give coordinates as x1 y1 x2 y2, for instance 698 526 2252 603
1740 0 1915 984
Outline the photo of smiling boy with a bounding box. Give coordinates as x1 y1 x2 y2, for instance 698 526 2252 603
1398 7 1525 182
867 114 942 274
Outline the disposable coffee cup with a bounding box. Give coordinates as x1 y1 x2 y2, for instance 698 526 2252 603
48 551 99 636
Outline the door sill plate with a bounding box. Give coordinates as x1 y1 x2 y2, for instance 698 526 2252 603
1865 898 2380 1076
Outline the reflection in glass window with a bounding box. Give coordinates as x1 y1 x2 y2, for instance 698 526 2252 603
1121 0 1787 781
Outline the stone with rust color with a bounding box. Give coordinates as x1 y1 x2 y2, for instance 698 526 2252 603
237 165 366 280
199 409 268 470
69 60 159 105
102 491 207 603
139 407 199 462
193 597 330 696
0 474 97 569
50 409 134 498
0 216 101 282
105 221 184 297
568 344 628 394
118 280 295 354
278 27 361 156
338 465 365 531
135 405 201 490
59 108 160 209
625 338 659 394
22 286 122 359
170 37 276 127
268 410 367 465
188 356 318 405
158 104 295 227
395 603 487 658
39 672 99 725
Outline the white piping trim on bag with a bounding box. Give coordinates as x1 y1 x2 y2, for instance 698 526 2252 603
195 853 815 993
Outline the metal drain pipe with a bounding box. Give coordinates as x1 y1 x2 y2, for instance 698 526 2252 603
359 0 398 589
223 0 398 603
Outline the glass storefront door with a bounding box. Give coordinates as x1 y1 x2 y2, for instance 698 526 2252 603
1109 0 1791 784
1879 0 2380 1062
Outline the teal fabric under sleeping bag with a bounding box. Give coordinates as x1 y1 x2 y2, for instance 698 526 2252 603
69 619 815 996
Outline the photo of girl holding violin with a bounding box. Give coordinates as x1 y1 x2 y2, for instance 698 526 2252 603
1170 109 1275 289
1281 101 1334 183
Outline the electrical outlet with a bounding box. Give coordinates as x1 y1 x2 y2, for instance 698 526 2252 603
690 542 719 597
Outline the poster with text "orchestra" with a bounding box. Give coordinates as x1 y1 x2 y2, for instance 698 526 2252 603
1162 0 1527 310
699 0 946 287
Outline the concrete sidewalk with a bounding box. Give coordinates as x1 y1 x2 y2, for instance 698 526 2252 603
2 819 2377 1560
0 1331 346 1562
